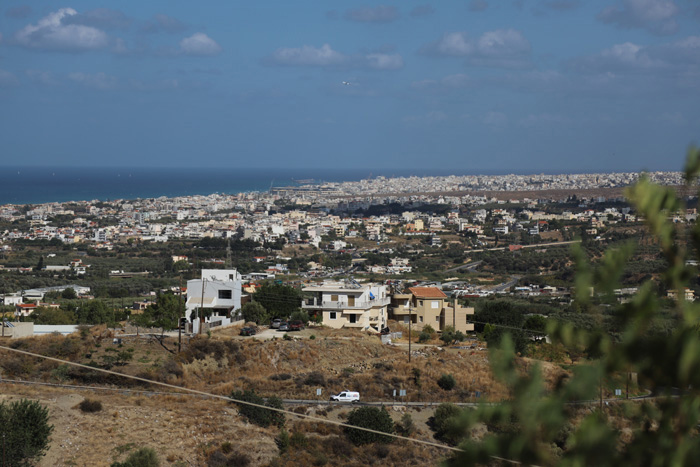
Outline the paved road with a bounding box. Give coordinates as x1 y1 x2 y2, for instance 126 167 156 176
464 239 580 254
444 260 483 273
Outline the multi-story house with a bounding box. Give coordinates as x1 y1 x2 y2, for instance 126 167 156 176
185 269 243 329
302 281 390 333
389 287 474 333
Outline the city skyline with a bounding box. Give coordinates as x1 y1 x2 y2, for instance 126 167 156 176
1 1 699 172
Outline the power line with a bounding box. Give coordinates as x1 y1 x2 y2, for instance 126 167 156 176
0 344 465 455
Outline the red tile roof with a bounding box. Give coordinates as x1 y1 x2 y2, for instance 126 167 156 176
408 287 447 299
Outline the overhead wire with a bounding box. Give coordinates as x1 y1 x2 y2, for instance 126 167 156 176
0 344 467 455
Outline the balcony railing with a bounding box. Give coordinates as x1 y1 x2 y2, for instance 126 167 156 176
302 297 390 309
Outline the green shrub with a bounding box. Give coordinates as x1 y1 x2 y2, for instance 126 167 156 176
430 403 463 445
78 398 103 413
241 302 268 325
437 373 456 391
276 429 290 454
0 399 54 466
345 406 394 445
396 413 415 436
110 447 159 467
290 310 310 323
290 431 309 449
230 390 285 428
418 330 432 343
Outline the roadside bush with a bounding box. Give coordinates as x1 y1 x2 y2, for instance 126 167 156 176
440 325 466 344
110 447 159 467
304 371 326 387
270 373 292 381
396 413 415 436
429 403 463 445
230 390 285 427
345 406 394 445
207 449 250 467
437 374 456 391
78 398 103 413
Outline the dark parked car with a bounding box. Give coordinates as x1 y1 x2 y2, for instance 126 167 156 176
240 326 257 336
289 320 305 331
278 321 289 331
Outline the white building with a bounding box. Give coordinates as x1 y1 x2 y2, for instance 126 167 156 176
185 269 243 327
302 280 389 333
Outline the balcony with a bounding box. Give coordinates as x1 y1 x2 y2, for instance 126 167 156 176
390 306 412 316
302 297 390 310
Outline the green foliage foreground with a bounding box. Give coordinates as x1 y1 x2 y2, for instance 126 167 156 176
444 146 700 466
0 399 54 467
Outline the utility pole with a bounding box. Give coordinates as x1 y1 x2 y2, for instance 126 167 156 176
178 274 183 352
408 303 412 363
199 276 206 335
453 297 456 331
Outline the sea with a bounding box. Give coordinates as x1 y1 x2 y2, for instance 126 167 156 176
0 166 483 206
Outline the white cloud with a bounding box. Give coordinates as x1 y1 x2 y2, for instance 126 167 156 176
518 113 569 127
0 69 19 87
25 69 59 86
15 8 109 51
411 74 470 91
62 8 132 31
68 72 118 90
271 44 345 66
409 5 435 18
570 36 700 73
469 0 489 12
597 0 679 35
268 44 404 70
421 29 531 68
482 111 508 127
366 53 403 70
344 6 399 23
179 33 221 56
403 110 448 125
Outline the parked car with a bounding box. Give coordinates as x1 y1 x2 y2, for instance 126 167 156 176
239 326 257 336
278 321 289 331
271 318 282 329
330 391 360 403
289 320 305 331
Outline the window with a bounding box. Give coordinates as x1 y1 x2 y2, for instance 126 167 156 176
329 311 337 320
436 316 440 322
229 274 234 280
419 316 423 323
218 289 232 299
419 300 423 307
431 300 439 309
331 294 338 302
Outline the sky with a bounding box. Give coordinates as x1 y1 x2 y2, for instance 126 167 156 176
0 1 699 173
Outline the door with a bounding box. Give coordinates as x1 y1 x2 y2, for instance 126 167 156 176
348 296 355 306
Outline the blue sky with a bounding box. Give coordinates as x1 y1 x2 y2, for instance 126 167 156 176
0 1 699 172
